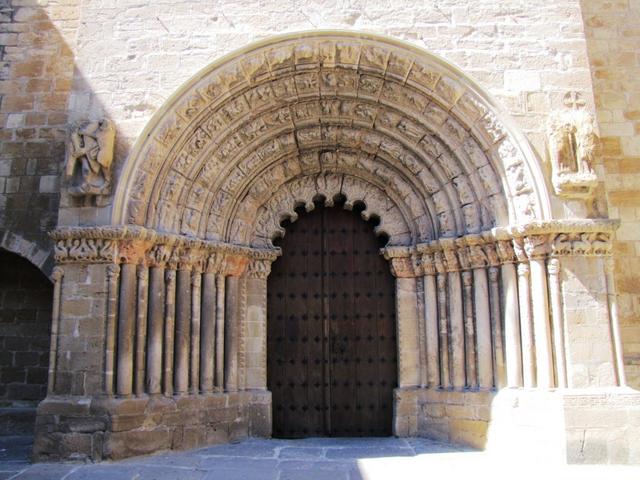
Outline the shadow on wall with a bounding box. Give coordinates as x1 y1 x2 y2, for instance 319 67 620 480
0 1 116 275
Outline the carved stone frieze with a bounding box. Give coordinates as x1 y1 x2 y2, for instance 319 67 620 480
49 226 280 268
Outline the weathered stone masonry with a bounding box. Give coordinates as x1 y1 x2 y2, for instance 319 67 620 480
31 32 640 464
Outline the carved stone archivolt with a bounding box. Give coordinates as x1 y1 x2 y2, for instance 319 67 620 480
65 119 115 197
114 32 550 246
547 92 599 199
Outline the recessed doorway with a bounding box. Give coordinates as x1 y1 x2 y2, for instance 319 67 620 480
267 201 397 437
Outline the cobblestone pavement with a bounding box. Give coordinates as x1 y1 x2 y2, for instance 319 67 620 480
1 436 639 480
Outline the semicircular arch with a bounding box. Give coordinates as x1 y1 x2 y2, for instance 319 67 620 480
113 31 551 245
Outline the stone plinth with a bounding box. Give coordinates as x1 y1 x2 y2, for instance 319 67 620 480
33 391 271 462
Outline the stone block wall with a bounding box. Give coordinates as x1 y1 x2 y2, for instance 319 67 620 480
0 0 79 272
581 0 640 388
0 249 52 403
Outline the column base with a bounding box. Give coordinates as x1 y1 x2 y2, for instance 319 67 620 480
33 390 272 462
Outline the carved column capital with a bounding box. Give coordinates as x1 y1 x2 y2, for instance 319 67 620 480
524 234 551 260
51 266 64 282
220 252 250 277
440 240 460 272
389 256 416 278
246 258 274 279
204 252 223 274
118 239 152 265
513 237 528 263
496 239 517 264
547 257 560 276
146 243 174 268
433 249 447 275
417 245 436 276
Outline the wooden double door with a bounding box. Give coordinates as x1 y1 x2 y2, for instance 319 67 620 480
267 205 397 438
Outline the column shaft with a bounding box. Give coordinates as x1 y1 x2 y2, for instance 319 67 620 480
117 263 137 396
47 268 63 395
105 265 120 395
215 274 225 391
190 271 202 394
224 276 239 392
437 273 450 388
502 263 523 387
134 265 148 396
474 268 493 389
174 269 191 394
424 273 440 387
448 271 465 389
530 258 554 388
163 269 176 395
547 258 567 388
489 267 506 388
462 271 477 388
200 272 216 393
146 266 165 395
517 262 535 387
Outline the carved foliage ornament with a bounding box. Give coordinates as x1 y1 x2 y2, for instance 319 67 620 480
65 119 116 197
50 226 280 270
546 92 598 199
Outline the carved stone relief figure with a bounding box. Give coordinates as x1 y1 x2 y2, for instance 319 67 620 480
546 92 598 199
65 119 116 196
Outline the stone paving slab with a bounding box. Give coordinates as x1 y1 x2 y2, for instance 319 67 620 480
1 436 640 480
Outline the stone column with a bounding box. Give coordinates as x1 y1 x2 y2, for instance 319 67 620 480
442 241 465 389
514 238 535 388
174 249 193 395
47 267 64 395
604 256 626 386
163 250 178 396
105 264 120 395
190 257 203 395
200 254 218 393
146 253 166 395
245 258 273 390
526 235 554 389
434 250 450 389
223 253 250 392
215 272 225 391
457 243 477 389
468 239 493 390
224 275 240 392
117 263 137 396
134 264 149 396
497 238 522 388
547 257 567 388
389 254 421 388
419 248 440 388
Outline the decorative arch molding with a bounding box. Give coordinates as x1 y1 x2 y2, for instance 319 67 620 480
113 31 552 244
